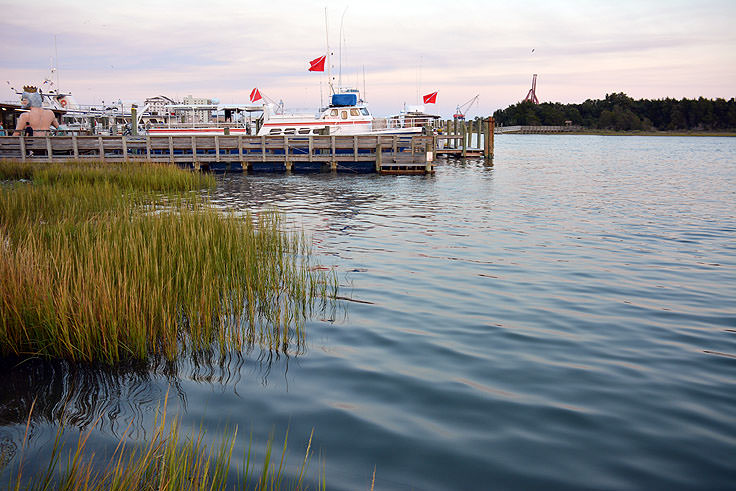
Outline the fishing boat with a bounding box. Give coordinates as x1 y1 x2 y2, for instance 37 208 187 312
257 89 421 137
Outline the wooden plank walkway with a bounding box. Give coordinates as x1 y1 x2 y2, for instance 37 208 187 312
0 134 436 174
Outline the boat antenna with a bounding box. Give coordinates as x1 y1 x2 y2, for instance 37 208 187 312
362 65 366 102
324 8 334 95
339 6 348 89
54 35 60 93
416 55 423 106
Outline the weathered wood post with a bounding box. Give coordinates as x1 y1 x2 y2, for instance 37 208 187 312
284 136 292 171
425 135 433 174
121 136 128 162
131 106 138 136
461 122 467 158
477 119 482 149
191 136 199 171
453 118 458 149
375 136 382 173
484 116 495 162
330 136 337 171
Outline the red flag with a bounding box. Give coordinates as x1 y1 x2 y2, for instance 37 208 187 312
308 55 326 72
249 88 262 102
423 91 438 104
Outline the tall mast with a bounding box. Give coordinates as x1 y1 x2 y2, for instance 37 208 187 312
339 7 348 90
324 8 333 95
54 35 60 93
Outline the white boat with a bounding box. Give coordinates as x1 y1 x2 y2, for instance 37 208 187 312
145 103 262 136
257 89 421 137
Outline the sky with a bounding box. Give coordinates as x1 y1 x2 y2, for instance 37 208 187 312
1 0 734 118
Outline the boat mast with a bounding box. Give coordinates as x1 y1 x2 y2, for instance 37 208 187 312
339 7 348 90
54 35 60 92
324 8 334 96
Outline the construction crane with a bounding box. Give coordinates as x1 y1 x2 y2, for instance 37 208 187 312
523 74 539 104
453 95 479 120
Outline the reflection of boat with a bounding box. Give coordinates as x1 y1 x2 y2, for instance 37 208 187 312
257 89 421 136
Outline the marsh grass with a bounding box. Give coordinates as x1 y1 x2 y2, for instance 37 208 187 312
10 398 324 490
0 161 337 363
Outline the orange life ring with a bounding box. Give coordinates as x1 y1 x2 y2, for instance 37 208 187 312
59 99 67 108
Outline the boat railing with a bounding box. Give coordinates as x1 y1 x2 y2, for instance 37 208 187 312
146 121 248 129
385 115 438 129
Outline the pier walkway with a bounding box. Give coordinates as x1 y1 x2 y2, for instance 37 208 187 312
0 134 436 174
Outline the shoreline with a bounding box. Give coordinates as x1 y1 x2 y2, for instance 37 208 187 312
499 129 736 137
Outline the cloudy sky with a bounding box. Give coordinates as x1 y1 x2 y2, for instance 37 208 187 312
1 0 734 117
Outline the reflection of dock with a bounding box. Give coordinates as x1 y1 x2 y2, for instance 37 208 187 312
0 135 437 175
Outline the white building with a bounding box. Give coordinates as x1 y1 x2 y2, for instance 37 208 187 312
144 95 177 119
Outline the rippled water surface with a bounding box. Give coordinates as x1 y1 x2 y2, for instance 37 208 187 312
2 135 735 489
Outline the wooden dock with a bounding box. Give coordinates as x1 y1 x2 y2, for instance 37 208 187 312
0 117 496 173
433 117 494 159
0 134 436 174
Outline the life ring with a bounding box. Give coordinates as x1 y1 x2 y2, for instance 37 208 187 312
59 99 67 108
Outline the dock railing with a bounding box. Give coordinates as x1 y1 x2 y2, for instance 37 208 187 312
0 134 436 174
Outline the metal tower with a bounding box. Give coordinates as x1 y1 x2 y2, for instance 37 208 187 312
523 74 539 104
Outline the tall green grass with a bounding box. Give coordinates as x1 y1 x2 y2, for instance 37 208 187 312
10 398 325 490
0 161 337 363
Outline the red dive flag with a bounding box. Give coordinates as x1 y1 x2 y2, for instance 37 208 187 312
308 55 326 72
423 91 438 104
249 88 262 102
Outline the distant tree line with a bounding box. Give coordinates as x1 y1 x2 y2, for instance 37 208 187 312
492 93 736 131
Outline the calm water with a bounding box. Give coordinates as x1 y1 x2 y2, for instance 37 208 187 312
1 135 735 489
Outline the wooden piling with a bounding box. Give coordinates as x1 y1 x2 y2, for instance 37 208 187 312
484 117 495 161
375 136 382 172
425 135 433 173
122 136 128 162
131 107 138 136
477 119 482 149
461 122 467 158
